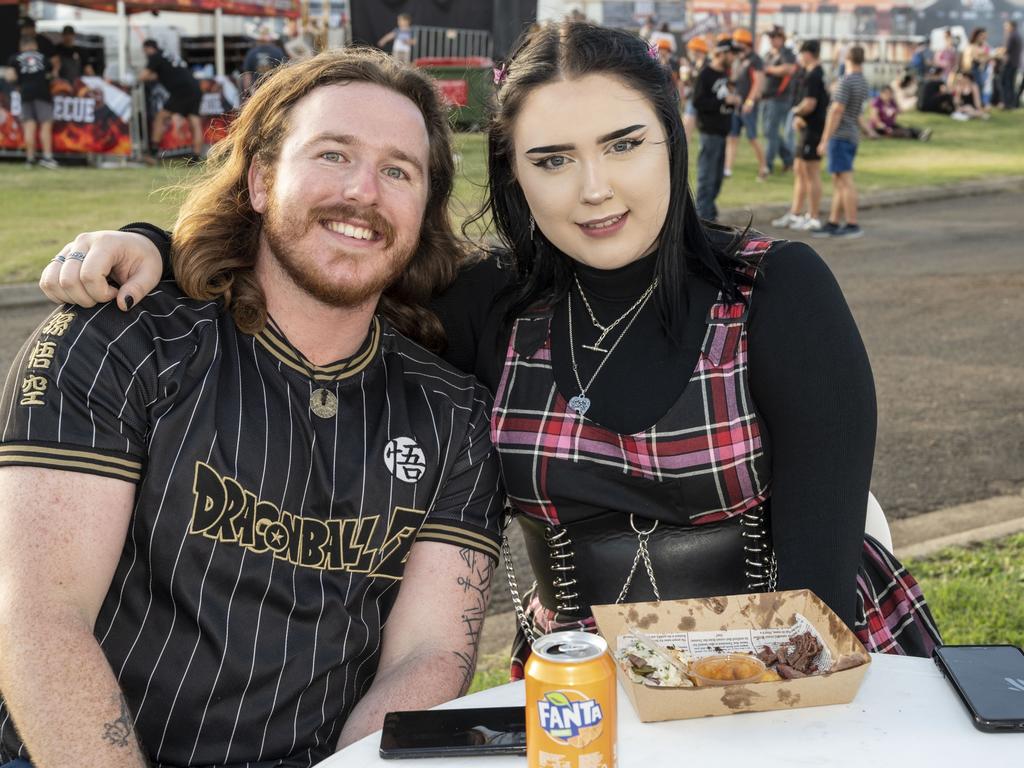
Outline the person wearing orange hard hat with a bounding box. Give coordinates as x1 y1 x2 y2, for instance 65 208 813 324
686 36 708 54
725 27 769 181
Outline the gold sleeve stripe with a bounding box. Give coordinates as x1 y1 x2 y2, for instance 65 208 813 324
418 522 499 549
0 454 141 482
415 530 500 560
0 444 143 470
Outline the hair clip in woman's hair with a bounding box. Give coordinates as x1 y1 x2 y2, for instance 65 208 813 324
493 62 509 86
646 41 660 60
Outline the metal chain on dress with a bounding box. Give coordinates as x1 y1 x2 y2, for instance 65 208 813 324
572 273 659 352
501 531 538 643
615 514 661 603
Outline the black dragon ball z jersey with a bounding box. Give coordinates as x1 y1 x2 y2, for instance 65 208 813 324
0 283 503 767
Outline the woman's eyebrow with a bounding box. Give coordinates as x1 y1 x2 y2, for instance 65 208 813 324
525 124 647 155
596 124 646 143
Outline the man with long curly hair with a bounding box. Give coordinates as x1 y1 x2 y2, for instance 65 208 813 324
0 49 502 767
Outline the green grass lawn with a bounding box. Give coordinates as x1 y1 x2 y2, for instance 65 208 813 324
1 110 1021 284
466 533 1024 693
908 533 1024 647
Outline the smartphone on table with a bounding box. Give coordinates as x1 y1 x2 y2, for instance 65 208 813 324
379 705 527 759
933 644 1024 732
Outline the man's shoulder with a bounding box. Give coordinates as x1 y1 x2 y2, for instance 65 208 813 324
49 282 222 353
381 324 492 408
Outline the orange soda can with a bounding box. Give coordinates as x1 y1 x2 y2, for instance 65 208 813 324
525 631 617 768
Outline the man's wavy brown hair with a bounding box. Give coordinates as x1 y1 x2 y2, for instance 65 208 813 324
171 47 463 351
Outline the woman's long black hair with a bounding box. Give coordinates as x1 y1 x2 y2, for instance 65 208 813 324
466 22 753 341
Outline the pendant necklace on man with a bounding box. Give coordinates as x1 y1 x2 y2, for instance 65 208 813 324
267 314 347 419
309 388 339 419
566 278 657 418
573 273 658 354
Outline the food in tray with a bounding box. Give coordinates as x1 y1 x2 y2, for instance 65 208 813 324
689 654 766 687
756 630 824 678
616 629 836 688
617 637 694 688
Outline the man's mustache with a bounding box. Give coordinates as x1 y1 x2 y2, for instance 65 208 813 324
312 204 397 249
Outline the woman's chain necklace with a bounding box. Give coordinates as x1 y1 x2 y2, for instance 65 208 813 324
572 273 658 354
266 313 349 419
566 281 656 419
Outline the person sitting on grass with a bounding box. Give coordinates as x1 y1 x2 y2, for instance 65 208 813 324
918 65 956 114
890 71 920 113
870 86 931 141
951 71 990 120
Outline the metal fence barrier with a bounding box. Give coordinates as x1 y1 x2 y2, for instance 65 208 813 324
412 25 492 60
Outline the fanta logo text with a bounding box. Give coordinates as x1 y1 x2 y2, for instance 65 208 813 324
536 691 603 744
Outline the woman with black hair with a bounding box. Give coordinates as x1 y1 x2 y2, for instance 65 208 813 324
41 23 940 675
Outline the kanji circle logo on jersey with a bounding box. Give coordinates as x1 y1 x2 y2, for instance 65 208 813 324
384 437 427 483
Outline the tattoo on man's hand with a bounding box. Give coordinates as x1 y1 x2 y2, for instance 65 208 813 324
102 694 135 748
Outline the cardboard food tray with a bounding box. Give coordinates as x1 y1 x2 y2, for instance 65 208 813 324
591 589 871 723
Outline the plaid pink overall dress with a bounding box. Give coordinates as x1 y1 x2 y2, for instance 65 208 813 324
490 237 941 679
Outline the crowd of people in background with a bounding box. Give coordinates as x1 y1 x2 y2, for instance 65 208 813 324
647 16 1022 239
5 9 1021 184
915 22 1021 117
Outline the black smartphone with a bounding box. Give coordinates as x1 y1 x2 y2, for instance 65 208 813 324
934 644 1024 732
379 706 527 759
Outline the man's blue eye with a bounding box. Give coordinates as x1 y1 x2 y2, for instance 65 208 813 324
384 167 408 180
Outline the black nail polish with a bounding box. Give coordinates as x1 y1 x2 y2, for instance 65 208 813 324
125 296 135 310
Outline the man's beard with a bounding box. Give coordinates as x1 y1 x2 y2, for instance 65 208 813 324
262 195 416 308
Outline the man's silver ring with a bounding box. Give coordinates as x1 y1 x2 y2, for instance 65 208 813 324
68 251 87 262
52 254 67 264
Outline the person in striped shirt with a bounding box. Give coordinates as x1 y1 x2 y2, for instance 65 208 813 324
0 49 503 768
814 45 873 239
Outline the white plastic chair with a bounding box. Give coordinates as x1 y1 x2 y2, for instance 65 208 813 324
864 491 893 552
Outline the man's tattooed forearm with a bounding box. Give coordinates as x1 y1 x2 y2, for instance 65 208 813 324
454 548 494 693
101 694 135 748
452 649 475 695
456 548 493 647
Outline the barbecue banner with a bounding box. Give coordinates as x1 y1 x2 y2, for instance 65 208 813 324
1 76 132 155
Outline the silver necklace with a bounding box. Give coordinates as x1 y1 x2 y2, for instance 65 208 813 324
266 314 349 419
566 285 655 418
572 273 658 353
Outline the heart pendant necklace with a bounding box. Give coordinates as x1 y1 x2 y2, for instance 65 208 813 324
566 278 657 419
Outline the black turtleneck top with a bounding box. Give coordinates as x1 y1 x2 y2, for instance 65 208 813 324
126 223 874 628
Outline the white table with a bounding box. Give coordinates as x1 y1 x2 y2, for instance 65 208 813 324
324 654 1021 766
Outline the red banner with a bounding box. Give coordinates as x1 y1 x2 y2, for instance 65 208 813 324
0 77 132 156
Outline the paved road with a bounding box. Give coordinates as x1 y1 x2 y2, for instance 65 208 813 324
2 193 1022 616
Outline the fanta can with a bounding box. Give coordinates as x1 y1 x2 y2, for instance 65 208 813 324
525 631 617 768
